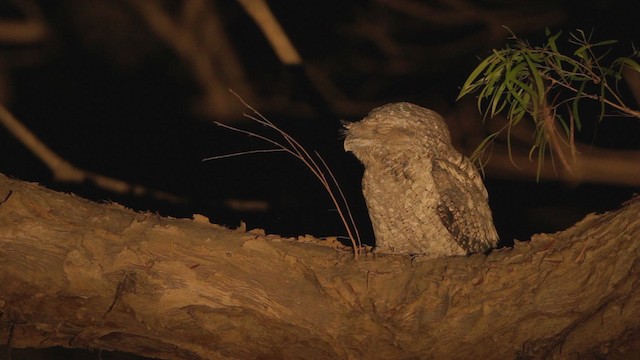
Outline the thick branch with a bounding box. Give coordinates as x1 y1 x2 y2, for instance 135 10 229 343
0 173 639 359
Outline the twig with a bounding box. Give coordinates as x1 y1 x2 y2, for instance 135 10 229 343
203 148 286 161
205 91 362 258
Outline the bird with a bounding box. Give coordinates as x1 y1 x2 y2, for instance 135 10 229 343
343 102 499 257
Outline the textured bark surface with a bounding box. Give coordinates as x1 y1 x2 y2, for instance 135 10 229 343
0 172 639 359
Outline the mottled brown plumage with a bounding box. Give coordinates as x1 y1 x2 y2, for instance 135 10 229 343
344 102 498 257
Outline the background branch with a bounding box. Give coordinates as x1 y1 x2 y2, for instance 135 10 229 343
0 102 183 202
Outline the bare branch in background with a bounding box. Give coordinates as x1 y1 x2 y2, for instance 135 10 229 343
378 0 565 42
0 102 184 202
0 0 49 103
237 0 301 65
0 0 47 43
128 0 256 120
354 0 566 79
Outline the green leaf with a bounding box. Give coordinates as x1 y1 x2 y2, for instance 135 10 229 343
489 83 508 117
591 39 618 48
457 50 506 100
522 50 546 99
571 82 586 131
556 114 572 138
598 81 607 121
547 30 562 54
613 57 640 73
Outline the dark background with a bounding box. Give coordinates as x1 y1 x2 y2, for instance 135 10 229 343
1 1 639 358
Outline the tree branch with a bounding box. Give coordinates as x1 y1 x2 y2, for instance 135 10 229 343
0 103 184 202
0 173 639 359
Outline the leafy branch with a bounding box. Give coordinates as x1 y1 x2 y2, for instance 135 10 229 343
457 28 640 178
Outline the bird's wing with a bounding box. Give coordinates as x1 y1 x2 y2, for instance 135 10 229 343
431 156 499 253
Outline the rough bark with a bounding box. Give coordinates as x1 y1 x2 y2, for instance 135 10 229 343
0 173 639 359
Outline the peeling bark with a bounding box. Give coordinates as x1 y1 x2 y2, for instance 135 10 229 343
0 173 639 359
